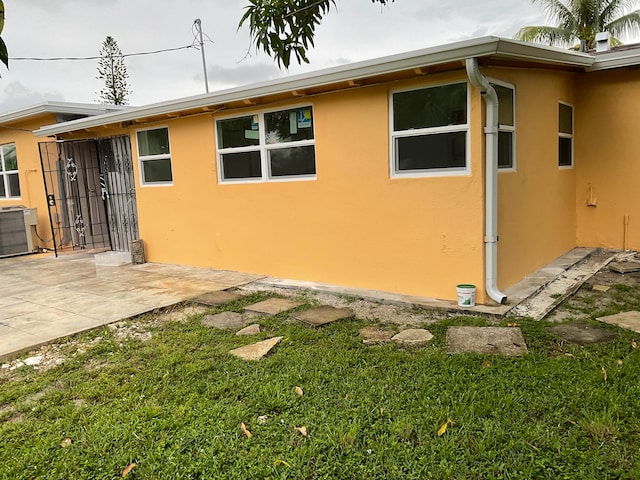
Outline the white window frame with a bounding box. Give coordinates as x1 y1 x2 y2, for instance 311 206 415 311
0 143 20 199
215 104 317 184
558 101 574 169
389 81 470 178
136 126 173 187
490 80 516 172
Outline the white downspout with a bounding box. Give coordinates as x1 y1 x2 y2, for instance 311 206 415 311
465 57 507 305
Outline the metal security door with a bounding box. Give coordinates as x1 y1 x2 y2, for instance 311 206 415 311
39 136 138 256
39 140 111 255
97 136 139 252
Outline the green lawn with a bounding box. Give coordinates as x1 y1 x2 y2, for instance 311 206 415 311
1 291 640 479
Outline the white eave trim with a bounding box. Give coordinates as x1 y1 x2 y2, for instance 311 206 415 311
588 50 640 71
0 101 128 126
34 36 594 138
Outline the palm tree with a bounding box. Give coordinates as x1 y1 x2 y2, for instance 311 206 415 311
514 0 640 50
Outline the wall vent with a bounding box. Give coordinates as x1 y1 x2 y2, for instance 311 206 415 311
0 207 38 258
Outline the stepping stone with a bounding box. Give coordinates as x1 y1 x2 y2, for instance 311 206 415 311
360 327 395 345
591 285 610 292
609 261 640 274
236 324 261 336
597 311 640 333
292 306 352 326
193 290 242 306
391 329 434 346
201 312 249 330
446 326 528 356
229 336 283 361
244 298 302 315
549 323 617 345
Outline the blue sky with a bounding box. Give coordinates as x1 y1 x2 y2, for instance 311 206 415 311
0 0 573 112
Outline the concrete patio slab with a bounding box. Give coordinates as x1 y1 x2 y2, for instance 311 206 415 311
292 306 352 326
0 252 263 361
596 311 640 333
609 261 640 274
446 326 528 356
244 298 302 315
236 324 261 336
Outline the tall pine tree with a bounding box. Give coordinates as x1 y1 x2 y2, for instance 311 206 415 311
97 36 131 105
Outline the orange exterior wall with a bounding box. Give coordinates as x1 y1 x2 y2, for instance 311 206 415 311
131 72 488 302
575 68 640 251
0 114 57 251
484 67 578 289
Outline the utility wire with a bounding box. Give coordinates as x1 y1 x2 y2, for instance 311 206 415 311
10 45 195 61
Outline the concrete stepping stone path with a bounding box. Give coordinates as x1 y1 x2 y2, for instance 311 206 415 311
236 324 261 336
229 336 283 361
597 311 640 333
391 329 433 346
201 312 250 330
293 306 353 326
359 327 395 345
244 298 303 315
193 290 242 306
446 326 528 356
549 323 617 345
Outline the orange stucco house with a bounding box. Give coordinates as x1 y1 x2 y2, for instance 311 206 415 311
2 36 638 305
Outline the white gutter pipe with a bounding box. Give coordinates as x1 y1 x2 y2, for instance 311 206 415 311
465 58 507 305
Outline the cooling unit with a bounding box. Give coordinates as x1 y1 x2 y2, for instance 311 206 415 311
0 207 38 258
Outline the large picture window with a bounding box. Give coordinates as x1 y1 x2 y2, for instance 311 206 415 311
216 106 316 182
136 127 173 185
391 83 468 176
493 83 515 170
0 143 20 198
558 102 573 167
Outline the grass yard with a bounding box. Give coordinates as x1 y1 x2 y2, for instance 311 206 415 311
1 289 640 479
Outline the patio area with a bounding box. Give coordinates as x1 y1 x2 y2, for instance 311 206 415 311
0 252 262 360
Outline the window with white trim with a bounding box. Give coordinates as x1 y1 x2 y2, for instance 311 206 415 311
391 82 468 176
493 83 515 169
136 127 173 184
0 143 20 198
216 106 316 182
558 102 573 167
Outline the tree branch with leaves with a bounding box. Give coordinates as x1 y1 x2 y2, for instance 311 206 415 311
240 0 394 68
0 0 8 68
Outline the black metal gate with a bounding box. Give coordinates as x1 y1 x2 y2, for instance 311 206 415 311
38 136 138 256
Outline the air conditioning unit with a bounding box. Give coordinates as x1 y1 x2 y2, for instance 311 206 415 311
0 206 39 258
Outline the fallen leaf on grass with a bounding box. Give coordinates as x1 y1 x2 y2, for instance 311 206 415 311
617 359 624 366
632 340 638 349
294 386 304 397
295 426 308 436
525 442 538 450
240 422 252 438
437 419 452 436
601 367 608 382
564 353 576 358
482 360 492 368
60 438 72 448
273 459 291 468
122 463 136 477
257 415 268 425
506 323 520 327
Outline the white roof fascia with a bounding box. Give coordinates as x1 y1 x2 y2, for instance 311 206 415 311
588 50 640 71
0 101 127 125
34 36 594 138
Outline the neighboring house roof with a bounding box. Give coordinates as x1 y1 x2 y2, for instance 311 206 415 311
0 101 129 127
33 36 640 138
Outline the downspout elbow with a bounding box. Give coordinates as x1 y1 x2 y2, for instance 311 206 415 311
465 58 507 305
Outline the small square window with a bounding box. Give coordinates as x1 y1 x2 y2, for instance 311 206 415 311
137 128 173 185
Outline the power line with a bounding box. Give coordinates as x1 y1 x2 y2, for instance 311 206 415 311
10 45 195 61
